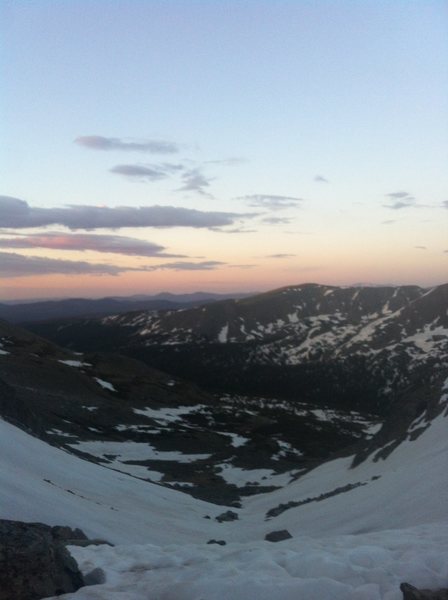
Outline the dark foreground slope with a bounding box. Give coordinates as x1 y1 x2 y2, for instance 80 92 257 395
0 320 379 505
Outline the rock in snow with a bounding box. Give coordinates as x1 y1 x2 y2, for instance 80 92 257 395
0 520 85 600
264 529 293 542
215 510 239 523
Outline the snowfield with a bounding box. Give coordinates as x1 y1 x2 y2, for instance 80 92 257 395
62 521 448 600
240 412 448 537
0 418 224 545
0 393 447 598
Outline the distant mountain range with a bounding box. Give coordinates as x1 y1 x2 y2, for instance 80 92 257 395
0 291 252 324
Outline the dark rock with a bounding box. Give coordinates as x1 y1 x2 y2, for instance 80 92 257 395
0 519 85 600
401 583 448 600
68 538 113 548
206 539 227 546
215 510 239 523
83 567 106 586
265 481 368 519
264 529 293 542
50 525 87 542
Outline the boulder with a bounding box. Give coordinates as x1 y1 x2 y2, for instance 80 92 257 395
215 510 239 523
206 539 227 546
0 520 85 600
264 529 293 542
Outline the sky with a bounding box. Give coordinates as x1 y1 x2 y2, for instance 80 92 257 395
1 0 447 300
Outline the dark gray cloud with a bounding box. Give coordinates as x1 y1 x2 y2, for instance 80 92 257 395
386 191 413 199
240 194 303 211
314 175 329 183
384 191 415 209
0 252 228 278
0 196 253 230
109 165 168 181
75 136 178 154
265 253 296 259
0 251 128 278
385 200 415 209
0 232 184 258
414 246 427 250
262 216 293 225
110 163 185 181
178 169 213 196
443 201 448 209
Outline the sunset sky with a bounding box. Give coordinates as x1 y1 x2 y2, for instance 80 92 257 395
1 0 447 300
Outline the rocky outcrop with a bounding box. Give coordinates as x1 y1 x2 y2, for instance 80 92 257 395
401 583 448 600
0 520 86 600
215 510 239 523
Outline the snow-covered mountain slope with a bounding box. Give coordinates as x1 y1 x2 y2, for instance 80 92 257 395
0 416 224 545
29 283 448 414
0 373 444 599
107 283 425 349
241 391 448 539
31 283 426 351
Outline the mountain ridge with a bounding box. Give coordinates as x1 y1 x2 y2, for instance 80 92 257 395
28 282 448 416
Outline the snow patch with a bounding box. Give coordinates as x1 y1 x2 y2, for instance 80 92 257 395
218 464 293 488
94 378 116 392
69 440 211 464
58 360 89 368
218 324 229 343
134 405 207 424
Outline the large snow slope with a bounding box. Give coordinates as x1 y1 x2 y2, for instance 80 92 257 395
238 411 448 539
0 417 224 545
1 393 447 599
